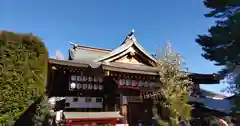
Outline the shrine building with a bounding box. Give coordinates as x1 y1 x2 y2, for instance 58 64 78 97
47 31 224 126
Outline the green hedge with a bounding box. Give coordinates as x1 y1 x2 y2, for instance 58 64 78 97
0 31 49 125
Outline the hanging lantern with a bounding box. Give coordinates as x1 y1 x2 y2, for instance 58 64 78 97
88 76 93 82
99 84 103 90
76 83 80 89
139 80 144 87
82 76 86 81
118 79 125 86
131 80 137 86
83 83 87 89
94 84 98 90
144 81 148 87
99 77 103 83
76 76 81 82
88 84 93 90
78 75 82 82
93 76 98 82
86 76 89 81
136 80 140 87
126 79 131 86
71 75 76 81
80 83 83 89
70 82 76 89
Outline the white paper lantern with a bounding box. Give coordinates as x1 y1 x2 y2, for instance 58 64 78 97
131 80 137 86
88 76 93 82
71 75 76 81
82 76 86 81
88 84 93 89
79 75 83 81
80 83 83 89
93 76 98 82
126 79 131 86
144 81 149 87
70 82 76 89
99 77 103 83
77 83 82 89
119 79 125 86
99 84 103 90
94 84 98 90
78 76 83 82
76 83 80 89
86 76 89 81
83 83 87 89
139 80 144 87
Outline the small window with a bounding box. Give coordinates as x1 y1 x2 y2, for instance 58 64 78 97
85 97 91 102
96 98 102 102
65 102 70 107
73 97 78 102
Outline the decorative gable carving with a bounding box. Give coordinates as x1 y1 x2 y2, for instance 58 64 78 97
114 55 144 65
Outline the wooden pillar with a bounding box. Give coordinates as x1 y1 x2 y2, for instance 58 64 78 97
120 94 128 124
121 104 128 123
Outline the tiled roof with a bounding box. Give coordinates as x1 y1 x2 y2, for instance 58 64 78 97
48 58 89 68
189 96 232 113
69 32 158 66
69 47 110 61
199 89 227 99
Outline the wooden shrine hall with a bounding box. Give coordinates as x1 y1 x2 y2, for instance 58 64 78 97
47 31 224 126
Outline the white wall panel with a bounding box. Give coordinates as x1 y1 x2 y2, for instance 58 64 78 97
65 97 103 108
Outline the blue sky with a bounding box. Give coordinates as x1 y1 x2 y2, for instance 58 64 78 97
0 0 229 95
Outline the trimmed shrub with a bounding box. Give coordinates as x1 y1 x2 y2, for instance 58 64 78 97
0 31 49 125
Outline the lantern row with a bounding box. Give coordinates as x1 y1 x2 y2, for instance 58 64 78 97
70 75 103 83
141 92 160 100
69 82 104 90
117 79 156 87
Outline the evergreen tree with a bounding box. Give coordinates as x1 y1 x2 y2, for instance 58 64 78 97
196 0 240 74
152 41 193 126
195 0 240 113
0 31 50 125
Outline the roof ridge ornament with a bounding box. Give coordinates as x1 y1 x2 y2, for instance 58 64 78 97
126 29 137 43
127 29 135 38
70 41 79 50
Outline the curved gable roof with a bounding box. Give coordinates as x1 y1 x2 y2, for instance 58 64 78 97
69 45 110 61
96 34 158 66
